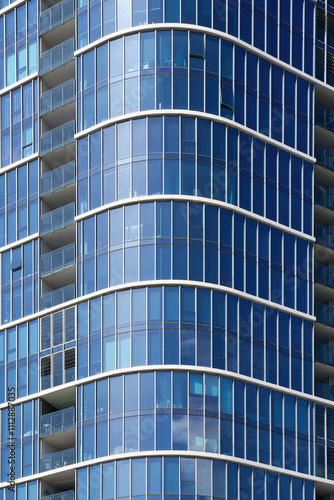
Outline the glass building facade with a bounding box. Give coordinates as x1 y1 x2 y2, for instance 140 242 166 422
1 0 334 498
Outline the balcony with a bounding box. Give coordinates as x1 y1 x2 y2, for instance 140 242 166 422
41 79 75 116
41 162 75 196
316 342 334 367
41 243 75 277
315 380 334 402
40 0 74 35
316 302 334 329
40 448 75 472
42 492 75 500
315 185 334 211
42 492 74 500
41 120 75 155
40 202 75 236
316 145 334 173
41 283 75 310
316 105 334 134
315 224 334 248
40 38 74 76
315 264 334 288
41 407 75 437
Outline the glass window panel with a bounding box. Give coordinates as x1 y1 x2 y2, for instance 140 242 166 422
125 34 139 73
110 38 123 77
141 32 155 69
132 458 146 495
117 460 130 497
164 457 179 494
148 457 162 494
157 31 171 67
103 462 114 499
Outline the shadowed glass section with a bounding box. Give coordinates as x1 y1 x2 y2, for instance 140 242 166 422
315 224 334 247
315 264 334 288
315 342 334 368
316 302 334 328
315 144 334 172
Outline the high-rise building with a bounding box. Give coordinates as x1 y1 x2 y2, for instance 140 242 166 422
1 0 334 498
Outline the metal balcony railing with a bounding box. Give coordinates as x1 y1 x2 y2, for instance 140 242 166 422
315 342 334 367
40 0 74 35
42 492 75 500
315 185 334 211
40 38 74 75
40 120 75 155
41 243 75 276
315 223 334 248
41 161 75 196
315 264 334 288
40 202 75 236
315 381 334 402
40 407 75 436
316 105 334 134
41 79 75 116
315 145 334 172
316 302 334 329
41 284 75 310
40 448 75 472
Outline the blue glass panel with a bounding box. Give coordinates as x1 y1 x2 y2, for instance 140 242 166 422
117 460 130 497
103 462 115 499
164 457 179 493
148 457 162 494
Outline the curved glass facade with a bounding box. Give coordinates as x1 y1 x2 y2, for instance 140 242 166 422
77 117 313 233
0 284 313 403
72 0 316 494
76 457 314 500
1 0 329 497
76 370 315 472
76 0 314 75
77 201 313 313
77 30 313 155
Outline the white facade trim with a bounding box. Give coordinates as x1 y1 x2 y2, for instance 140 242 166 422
0 233 38 253
0 360 322 411
74 109 316 164
0 279 315 335
74 23 318 86
0 73 38 97
75 193 315 242
0 450 329 488
0 153 39 175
